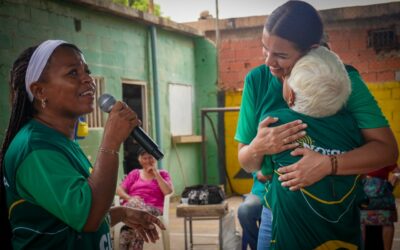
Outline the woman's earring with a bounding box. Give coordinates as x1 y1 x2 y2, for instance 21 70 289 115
41 98 47 109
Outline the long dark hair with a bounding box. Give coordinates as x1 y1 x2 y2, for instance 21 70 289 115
0 45 37 248
0 42 80 248
265 0 323 52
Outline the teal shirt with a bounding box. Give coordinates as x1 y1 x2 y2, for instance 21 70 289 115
4 120 111 249
251 172 266 202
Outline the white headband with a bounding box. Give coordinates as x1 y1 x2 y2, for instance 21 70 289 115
25 40 67 102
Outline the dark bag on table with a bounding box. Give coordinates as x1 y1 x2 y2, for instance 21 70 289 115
181 184 225 205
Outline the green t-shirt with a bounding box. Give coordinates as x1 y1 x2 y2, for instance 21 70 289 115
234 65 287 180
265 109 364 249
4 120 111 249
234 65 388 184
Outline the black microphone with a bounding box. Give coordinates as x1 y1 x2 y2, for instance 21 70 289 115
98 93 164 160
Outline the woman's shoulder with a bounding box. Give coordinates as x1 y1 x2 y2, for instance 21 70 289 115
159 169 170 174
126 169 141 179
246 64 271 79
245 64 277 91
159 169 171 177
6 120 73 163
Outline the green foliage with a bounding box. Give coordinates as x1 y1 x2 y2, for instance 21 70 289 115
113 0 129 6
112 0 162 17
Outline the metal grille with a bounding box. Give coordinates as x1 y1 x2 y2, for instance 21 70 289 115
85 77 105 128
368 27 398 51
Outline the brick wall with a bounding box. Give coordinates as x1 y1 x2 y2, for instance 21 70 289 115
218 29 264 90
186 3 400 89
185 3 400 187
327 27 400 83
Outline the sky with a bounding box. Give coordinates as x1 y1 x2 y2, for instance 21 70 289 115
153 0 398 23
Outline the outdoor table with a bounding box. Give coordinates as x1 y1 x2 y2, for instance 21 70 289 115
176 201 229 250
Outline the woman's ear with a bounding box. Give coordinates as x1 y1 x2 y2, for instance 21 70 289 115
30 82 45 100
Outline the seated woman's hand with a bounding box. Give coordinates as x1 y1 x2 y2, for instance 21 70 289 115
277 148 331 191
122 207 165 243
147 165 162 179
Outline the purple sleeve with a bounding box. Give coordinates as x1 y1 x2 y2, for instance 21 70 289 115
121 169 139 190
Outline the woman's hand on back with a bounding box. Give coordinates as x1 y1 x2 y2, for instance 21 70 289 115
251 117 307 156
238 117 307 173
277 148 331 190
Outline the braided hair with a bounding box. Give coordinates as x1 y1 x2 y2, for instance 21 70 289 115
0 42 81 247
0 45 37 247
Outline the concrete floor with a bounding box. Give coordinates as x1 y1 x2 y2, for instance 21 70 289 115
143 196 400 250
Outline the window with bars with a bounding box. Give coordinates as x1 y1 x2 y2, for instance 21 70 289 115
368 26 398 51
85 76 105 128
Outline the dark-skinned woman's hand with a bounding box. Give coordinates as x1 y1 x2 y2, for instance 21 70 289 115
121 207 165 243
102 101 140 150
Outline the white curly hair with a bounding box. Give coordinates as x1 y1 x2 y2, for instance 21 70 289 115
287 46 351 118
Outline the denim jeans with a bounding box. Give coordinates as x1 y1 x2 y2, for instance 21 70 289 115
238 194 262 250
257 206 272 250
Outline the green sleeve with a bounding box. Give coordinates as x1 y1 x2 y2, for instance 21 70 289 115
16 150 92 232
347 70 388 129
235 72 257 144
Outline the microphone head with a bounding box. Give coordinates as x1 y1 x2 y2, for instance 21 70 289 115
98 93 116 113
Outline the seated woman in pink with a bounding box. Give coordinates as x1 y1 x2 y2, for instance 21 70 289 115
116 147 173 250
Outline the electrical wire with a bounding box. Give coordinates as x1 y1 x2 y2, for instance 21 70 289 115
204 113 236 196
171 135 188 187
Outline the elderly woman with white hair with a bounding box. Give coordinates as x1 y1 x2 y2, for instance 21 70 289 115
264 47 364 249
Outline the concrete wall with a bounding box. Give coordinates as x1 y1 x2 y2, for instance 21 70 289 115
0 0 218 195
186 2 400 194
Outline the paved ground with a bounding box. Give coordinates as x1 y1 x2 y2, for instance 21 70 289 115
142 196 400 250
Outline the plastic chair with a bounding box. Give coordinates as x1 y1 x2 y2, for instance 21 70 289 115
112 192 174 250
159 191 173 250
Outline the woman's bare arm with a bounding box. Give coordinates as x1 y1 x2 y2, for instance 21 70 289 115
278 127 398 190
83 102 138 231
116 185 131 202
153 169 173 195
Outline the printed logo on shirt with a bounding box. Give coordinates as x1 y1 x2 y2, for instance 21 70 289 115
99 232 112 250
296 135 345 155
295 135 314 147
3 176 9 187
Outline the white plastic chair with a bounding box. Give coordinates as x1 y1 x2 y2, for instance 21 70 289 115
159 191 173 250
112 192 173 250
